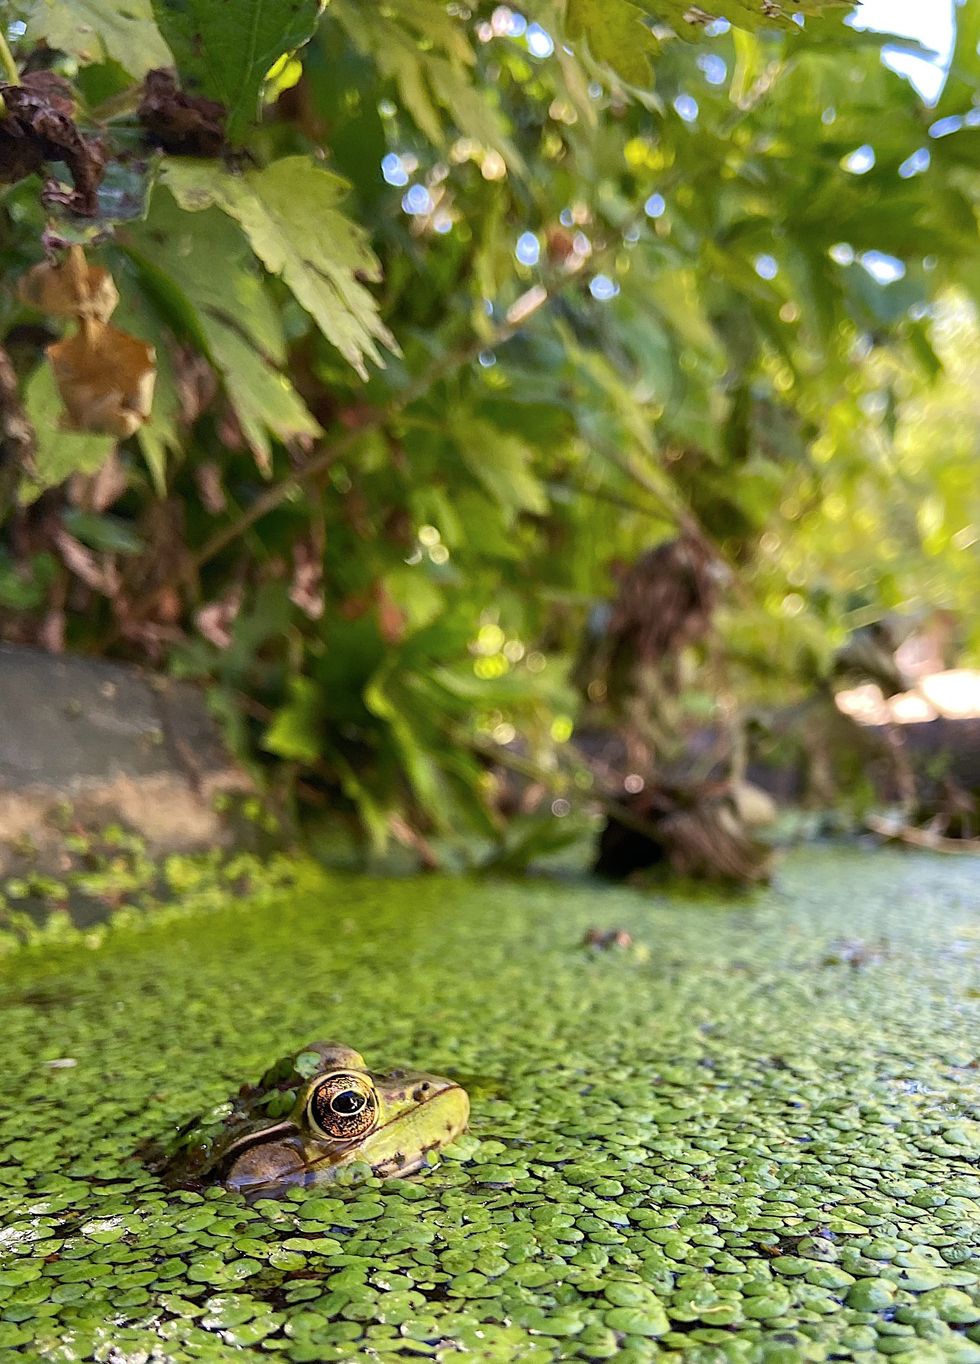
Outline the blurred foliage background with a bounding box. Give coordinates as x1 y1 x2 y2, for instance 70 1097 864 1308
1 0 978 865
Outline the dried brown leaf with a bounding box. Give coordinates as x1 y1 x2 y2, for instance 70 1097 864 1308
289 539 324 620
193 460 226 515
51 524 120 596
48 321 156 437
0 73 105 215
195 587 243 649
138 69 226 157
19 253 119 322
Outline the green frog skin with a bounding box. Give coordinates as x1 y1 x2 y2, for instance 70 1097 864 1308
160 1041 469 1198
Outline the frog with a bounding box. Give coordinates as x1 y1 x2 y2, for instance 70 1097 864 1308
157 1041 470 1198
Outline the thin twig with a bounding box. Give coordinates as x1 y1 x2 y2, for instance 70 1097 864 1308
0 342 36 523
865 813 980 857
0 29 20 86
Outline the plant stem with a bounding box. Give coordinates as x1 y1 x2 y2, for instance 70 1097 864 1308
0 343 36 524
0 29 21 85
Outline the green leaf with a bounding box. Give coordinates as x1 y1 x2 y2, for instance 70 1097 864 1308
26 0 172 77
61 510 143 555
124 191 320 464
566 0 657 86
482 813 586 874
263 677 324 763
382 567 444 634
331 752 391 855
331 0 519 166
0 552 58 611
161 157 396 380
21 366 115 500
619 0 849 40
455 419 548 519
365 667 451 829
935 0 980 119
152 0 321 142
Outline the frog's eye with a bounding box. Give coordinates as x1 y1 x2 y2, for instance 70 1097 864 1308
306 1072 379 1140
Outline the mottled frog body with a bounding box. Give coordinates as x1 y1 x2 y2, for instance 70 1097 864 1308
160 1042 469 1198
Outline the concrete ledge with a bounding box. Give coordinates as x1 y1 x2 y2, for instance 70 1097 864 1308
0 645 253 871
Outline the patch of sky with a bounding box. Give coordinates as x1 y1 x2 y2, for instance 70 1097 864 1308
898 147 931 178
525 23 554 58
848 0 955 105
515 232 540 266
842 144 876 174
697 54 727 86
498 8 527 37
754 254 778 281
644 193 666 219
381 153 409 187
860 251 907 284
402 184 432 215
674 94 699 122
589 275 620 301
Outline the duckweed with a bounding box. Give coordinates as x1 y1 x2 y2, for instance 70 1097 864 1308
1 847 979 1361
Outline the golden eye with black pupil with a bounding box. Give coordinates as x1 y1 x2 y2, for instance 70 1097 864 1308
307 1072 378 1140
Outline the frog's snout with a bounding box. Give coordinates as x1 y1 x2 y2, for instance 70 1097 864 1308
419 1075 470 1143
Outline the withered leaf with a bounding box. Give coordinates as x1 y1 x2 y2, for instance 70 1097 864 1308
19 252 119 323
289 539 324 620
195 588 243 649
138 69 227 157
51 524 120 597
0 72 106 216
48 321 156 438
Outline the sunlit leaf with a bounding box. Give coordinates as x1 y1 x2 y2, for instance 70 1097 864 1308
263 677 324 763
26 0 171 76
124 190 320 464
566 0 657 85
161 157 396 379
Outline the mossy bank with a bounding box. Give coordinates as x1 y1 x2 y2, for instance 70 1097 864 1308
1 848 978 1362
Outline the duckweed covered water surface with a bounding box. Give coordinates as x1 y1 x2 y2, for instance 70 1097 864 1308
1 848 978 1363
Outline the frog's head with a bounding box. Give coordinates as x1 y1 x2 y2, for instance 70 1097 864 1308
169 1042 469 1198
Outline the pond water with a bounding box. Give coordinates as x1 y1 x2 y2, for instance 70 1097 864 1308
1 848 978 1362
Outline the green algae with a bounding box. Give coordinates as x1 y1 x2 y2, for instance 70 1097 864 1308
0 848 978 1362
